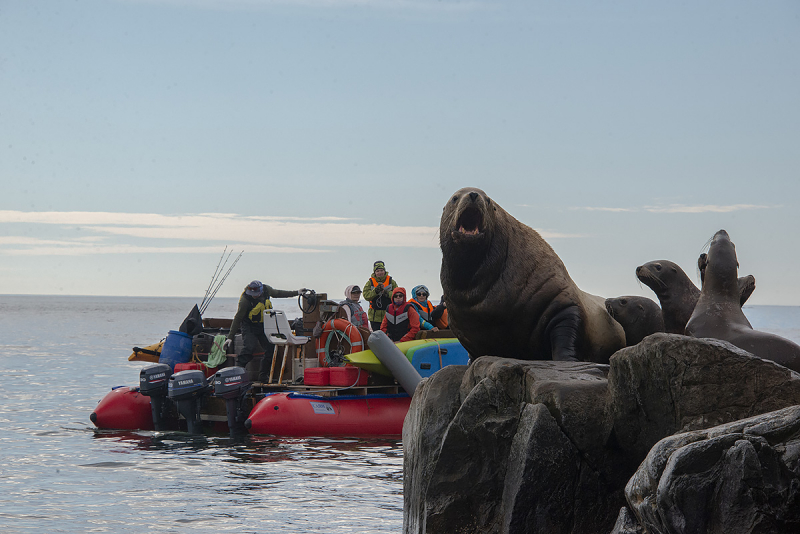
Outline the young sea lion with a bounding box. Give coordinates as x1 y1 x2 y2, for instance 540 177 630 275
439 187 625 362
605 296 664 346
636 259 756 335
686 229 800 373
635 260 699 335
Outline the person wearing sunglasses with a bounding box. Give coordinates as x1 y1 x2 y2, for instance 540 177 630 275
380 287 420 342
408 284 439 332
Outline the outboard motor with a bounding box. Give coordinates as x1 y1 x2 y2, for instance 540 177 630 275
213 366 252 438
139 363 173 430
168 369 210 434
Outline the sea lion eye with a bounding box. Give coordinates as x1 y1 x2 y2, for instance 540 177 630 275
655 264 662 271
452 196 458 203
619 298 627 305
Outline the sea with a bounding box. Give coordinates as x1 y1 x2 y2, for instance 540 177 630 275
0 296 799 533
0 295 402 533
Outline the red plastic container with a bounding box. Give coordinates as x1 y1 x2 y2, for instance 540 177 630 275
329 366 369 387
174 362 214 378
304 367 330 386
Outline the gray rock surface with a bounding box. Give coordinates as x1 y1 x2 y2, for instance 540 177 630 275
403 334 800 534
626 406 800 533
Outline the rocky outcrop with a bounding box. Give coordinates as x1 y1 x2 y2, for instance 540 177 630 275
403 334 800 534
626 406 800 533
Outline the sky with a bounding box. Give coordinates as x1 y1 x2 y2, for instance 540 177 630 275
1 0 799 306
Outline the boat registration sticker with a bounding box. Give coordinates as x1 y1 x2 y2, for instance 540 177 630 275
310 401 336 415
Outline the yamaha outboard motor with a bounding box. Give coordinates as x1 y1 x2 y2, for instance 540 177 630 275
139 363 173 430
213 366 252 438
168 369 210 434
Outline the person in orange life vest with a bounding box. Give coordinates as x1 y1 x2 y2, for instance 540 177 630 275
431 294 449 329
408 285 439 332
362 261 398 331
336 284 373 342
380 287 420 342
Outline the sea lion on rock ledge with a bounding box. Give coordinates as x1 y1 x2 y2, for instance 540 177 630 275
686 229 800 373
439 187 626 362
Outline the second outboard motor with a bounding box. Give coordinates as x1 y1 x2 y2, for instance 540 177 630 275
139 363 173 430
213 367 252 438
168 369 210 434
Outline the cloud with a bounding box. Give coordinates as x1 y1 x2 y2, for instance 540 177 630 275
571 204 774 214
0 209 582 256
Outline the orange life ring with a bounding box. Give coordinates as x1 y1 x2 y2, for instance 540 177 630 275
315 318 365 367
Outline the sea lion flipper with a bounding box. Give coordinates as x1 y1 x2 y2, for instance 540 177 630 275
546 306 582 361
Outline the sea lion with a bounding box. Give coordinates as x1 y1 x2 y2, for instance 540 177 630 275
686 229 800 373
636 259 756 335
635 260 699 335
439 187 626 363
698 253 756 307
605 296 664 346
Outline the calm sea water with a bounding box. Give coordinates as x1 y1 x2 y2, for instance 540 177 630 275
0 296 798 533
0 295 402 533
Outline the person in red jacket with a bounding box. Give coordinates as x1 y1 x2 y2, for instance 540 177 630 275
380 287 420 342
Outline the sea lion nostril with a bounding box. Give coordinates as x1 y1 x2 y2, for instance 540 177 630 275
469 191 478 201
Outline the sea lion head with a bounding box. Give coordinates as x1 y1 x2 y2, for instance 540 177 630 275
635 260 683 296
440 187 495 249
606 296 634 321
704 229 739 292
440 188 507 289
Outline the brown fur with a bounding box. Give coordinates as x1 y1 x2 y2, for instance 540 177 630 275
686 230 800 373
439 187 625 362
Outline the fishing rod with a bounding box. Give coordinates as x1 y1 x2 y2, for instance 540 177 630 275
200 247 229 311
201 250 243 314
200 248 235 312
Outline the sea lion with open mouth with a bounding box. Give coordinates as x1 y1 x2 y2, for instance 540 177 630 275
439 187 626 362
686 229 800 373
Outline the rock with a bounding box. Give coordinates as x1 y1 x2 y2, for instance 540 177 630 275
404 357 620 534
404 334 800 534
608 333 800 472
626 406 800 533
610 507 644 534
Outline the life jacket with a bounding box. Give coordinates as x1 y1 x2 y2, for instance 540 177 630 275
340 300 369 329
245 294 273 323
384 301 411 342
408 299 434 323
368 275 393 311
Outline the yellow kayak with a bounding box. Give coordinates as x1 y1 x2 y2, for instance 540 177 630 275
345 339 448 376
128 340 164 363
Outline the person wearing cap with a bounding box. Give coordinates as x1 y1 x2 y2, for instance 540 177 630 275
408 284 439 332
336 285 373 341
362 261 398 331
224 280 306 379
380 287 420 342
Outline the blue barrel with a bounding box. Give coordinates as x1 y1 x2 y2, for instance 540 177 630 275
159 330 193 370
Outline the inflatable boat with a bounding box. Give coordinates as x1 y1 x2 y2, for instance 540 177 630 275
90 298 467 438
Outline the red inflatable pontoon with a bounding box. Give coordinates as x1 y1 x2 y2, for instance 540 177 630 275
245 392 411 438
90 386 155 431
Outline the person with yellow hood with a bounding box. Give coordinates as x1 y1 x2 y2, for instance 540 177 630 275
362 261 398 331
224 280 305 380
